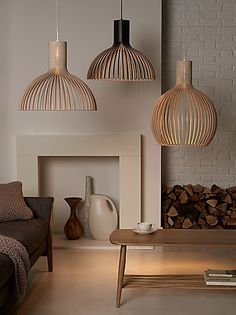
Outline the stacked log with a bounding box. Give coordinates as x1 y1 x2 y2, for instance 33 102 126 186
162 184 236 229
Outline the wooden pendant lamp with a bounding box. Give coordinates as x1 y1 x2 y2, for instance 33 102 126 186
151 59 217 146
87 0 155 81
19 1 97 111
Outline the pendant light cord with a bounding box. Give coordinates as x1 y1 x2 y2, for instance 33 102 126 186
183 0 186 59
120 0 123 20
56 0 59 41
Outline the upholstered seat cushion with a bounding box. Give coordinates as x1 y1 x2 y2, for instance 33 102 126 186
0 219 48 255
0 254 14 292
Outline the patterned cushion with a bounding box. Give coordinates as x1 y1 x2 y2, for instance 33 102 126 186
0 181 33 222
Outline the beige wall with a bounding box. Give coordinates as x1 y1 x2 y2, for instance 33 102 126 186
0 0 162 225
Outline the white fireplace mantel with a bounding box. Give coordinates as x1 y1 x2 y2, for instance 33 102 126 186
16 134 141 228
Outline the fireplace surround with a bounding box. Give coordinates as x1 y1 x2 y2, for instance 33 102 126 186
16 134 141 229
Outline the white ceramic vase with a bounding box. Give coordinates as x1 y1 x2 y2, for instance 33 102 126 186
88 194 118 240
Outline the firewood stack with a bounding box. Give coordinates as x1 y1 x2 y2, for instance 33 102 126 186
162 184 236 229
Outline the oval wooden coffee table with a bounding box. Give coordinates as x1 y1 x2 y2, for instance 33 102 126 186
110 229 236 308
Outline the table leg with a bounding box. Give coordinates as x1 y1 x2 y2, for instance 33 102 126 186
116 245 127 308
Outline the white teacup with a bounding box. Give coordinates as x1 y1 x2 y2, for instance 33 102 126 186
137 222 152 232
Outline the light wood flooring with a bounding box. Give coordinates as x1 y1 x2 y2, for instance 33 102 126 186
14 244 236 315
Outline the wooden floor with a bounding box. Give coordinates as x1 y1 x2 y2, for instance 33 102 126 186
14 245 236 315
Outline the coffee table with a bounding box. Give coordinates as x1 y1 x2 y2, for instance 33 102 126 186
110 229 236 307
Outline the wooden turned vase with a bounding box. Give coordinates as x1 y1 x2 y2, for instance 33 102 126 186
64 197 83 240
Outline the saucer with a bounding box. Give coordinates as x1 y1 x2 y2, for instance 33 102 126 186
133 226 158 235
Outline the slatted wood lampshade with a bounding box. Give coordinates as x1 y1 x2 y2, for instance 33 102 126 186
20 41 97 111
151 59 217 146
87 15 155 81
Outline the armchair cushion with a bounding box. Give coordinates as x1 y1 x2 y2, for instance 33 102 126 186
0 254 14 292
0 219 48 255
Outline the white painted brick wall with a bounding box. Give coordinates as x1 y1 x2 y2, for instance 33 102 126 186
162 0 236 188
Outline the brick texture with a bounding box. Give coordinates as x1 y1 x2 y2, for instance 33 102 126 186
162 0 236 188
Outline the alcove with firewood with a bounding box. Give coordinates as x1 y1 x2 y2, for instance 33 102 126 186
162 184 236 229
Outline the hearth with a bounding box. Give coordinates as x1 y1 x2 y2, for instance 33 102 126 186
162 184 236 229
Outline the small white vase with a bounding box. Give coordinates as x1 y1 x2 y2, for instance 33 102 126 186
88 194 118 240
78 176 93 238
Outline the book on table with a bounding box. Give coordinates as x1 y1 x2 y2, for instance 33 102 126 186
203 270 236 286
206 269 236 278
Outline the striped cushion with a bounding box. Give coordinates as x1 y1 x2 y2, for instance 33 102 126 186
0 181 33 222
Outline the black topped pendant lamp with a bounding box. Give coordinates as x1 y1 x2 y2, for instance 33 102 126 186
87 0 156 81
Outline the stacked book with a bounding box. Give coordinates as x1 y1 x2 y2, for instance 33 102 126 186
203 269 236 286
